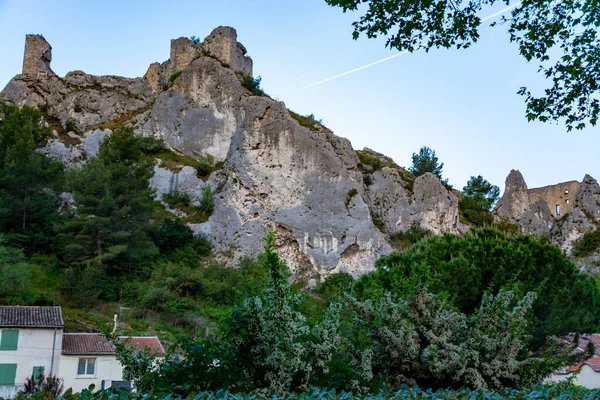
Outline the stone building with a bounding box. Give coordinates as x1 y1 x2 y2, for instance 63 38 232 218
22 34 55 79
529 180 581 218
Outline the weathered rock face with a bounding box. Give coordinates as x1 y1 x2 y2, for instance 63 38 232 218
360 149 467 236
494 170 531 222
494 170 600 254
0 27 467 277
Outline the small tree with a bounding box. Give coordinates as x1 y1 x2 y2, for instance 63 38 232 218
459 175 500 226
199 185 215 214
224 230 342 394
408 146 444 179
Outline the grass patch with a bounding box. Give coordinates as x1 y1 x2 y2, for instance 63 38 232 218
162 189 214 224
357 149 415 193
140 137 223 177
288 110 323 131
168 70 183 86
89 101 155 131
345 188 358 208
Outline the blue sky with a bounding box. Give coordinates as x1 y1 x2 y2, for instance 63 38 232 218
1 0 598 192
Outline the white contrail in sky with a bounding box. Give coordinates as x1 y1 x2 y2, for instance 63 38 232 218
304 2 521 89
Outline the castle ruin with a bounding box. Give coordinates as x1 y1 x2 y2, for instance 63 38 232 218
22 34 55 78
529 180 580 218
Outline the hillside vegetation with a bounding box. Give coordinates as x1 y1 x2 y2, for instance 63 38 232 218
1 103 600 395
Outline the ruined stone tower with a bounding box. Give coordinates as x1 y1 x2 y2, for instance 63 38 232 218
22 34 55 78
168 27 253 76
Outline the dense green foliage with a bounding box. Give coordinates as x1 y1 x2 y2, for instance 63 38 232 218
325 0 600 131
459 175 500 226
573 227 600 257
10 384 600 400
0 103 64 252
115 232 570 395
362 229 600 346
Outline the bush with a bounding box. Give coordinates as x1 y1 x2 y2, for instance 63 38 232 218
363 228 600 346
241 75 264 96
573 227 600 257
23 373 64 397
345 188 358 208
138 136 167 154
288 110 323 131
152 218 194 254
317 272 354 302
64 118 78 132
389 224 432 251
199 185 215 214
168 71 183 85
192 233 212 256
162 191 191 208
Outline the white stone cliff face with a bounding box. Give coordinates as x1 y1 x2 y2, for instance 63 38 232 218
0 27 467 277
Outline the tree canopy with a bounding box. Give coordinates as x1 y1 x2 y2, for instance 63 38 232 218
459 175 500 226
325 0 600 131
358 228 600 347
408 146 443 178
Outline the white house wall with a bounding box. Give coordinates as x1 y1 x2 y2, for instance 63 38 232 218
0 328 62 398
58 355 124 393
548 365 600 389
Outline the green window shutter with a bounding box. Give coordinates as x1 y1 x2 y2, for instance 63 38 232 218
0 364 17 386
0 330 19 350
32 366 44 384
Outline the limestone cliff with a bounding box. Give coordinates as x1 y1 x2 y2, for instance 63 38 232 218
0 28 466 277
494 170 600 254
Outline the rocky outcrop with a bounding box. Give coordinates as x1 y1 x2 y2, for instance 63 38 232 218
0 27 468 277
494 170 600 255
360 148 467 235
494 170 531 223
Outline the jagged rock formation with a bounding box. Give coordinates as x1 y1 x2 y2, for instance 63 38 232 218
494 170 600 254
359 148 467 235
0 27 466 277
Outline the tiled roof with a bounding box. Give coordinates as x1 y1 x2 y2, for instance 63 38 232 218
62 333 165 356
62 333 114 355
121 336 166 355
554 334 600 374
0 306 64 328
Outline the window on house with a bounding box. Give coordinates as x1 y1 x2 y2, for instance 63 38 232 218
566 199 570 204
0 330 19 351
556 205 561 217
0 364 17 386
77 358 96 376
565 189 569 194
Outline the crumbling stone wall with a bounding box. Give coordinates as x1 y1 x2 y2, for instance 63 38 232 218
202 26 253 76
22 34 55 77
529 181 580 218
170 37 200 73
